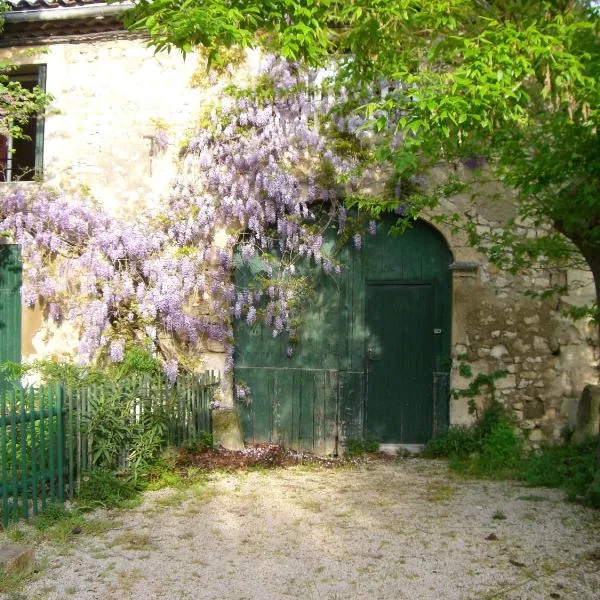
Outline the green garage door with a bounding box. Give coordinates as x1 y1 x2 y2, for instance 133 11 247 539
235 218 452 451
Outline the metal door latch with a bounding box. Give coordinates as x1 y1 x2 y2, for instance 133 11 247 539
433 329 442 334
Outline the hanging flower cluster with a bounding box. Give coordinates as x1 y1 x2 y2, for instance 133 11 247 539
0 57 375 378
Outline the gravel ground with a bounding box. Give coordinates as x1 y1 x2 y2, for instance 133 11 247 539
4 458 600 600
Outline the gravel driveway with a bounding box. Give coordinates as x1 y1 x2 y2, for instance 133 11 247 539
5 459 600 600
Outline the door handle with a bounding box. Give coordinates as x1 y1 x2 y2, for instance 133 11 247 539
367 346 374 361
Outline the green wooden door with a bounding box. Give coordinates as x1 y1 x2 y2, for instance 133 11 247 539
0 245 22 386
365 283 435 443
234 218 452 451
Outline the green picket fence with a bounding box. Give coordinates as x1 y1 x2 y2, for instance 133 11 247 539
1 371 219 528
0 385 65 528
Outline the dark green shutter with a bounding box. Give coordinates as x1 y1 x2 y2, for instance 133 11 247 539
34 65 46 179
0 245 22 367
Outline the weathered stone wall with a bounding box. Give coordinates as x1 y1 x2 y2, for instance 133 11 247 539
427 171 598 443
0 35 234 383
0 36 597 437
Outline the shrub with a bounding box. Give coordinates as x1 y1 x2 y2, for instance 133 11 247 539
184 430 214 453
476 420 523 476
76 469 140 509
424 401 523 477
520 437 598 501
422 426 479 458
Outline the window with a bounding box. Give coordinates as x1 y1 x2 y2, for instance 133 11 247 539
0 65 46 182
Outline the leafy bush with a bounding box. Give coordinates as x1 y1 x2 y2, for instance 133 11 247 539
519 437 598 502
475 420 523 476
422 426 479 458
184 430 214 453
76 469 140 509
424 401 523 477
473 401 515 440
424 399 600 506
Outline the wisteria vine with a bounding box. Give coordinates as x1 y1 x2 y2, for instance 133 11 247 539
0 57 377 380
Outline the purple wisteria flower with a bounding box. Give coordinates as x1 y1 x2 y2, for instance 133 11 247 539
0 56 375 372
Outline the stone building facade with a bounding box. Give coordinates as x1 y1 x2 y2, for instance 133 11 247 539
0 1 596 448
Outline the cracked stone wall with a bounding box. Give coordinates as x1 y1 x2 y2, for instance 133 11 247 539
428 173 598 443
0 37 234 384
0 37 597 438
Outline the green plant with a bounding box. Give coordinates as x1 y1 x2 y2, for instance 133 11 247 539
492 509 507 520
33 504 71 531
476 420 523 475
82 380 170 476
452 362 508 415
76 469 140 510
345 437 379 457
425 401 523 478
422 426 479 459
184 430 214 453
519 437 598 503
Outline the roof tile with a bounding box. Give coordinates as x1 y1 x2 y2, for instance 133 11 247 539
5 0 107 10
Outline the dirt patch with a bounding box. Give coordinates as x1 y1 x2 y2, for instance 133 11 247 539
175 442 354 471
4 459 600 600
175 442 397 472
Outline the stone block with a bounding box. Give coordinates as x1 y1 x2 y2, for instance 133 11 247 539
212 407 244 450
574 384 600 443
495 374 516 389
533 336 550 352
528 428 545 443
524 397 545 419
490 344 508 359
0 544 34 574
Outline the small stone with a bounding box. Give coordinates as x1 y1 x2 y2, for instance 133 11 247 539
485 533 498 541
0 544 34 574
72 526 82 534
490 344 508 359
509 558 526 568
529 428 544 442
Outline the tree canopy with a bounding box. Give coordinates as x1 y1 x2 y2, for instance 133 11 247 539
128 0 600 311
0 8 51 148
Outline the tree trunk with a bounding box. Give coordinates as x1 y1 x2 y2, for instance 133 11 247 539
576 243 600 504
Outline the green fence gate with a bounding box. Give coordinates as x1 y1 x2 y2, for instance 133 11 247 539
0 371 219 528
0 385 65 528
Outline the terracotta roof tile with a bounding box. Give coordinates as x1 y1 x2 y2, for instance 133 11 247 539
6 0 107 10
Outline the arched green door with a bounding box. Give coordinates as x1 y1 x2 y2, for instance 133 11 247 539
235 218 452 451
362 219 453 444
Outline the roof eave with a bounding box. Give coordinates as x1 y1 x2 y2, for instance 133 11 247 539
3 2 134 23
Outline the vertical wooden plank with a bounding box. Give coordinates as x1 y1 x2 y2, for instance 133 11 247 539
47 387 56 504
67 384 74 499
29 388 38 517
1 390 9 528
56 386 64 505
84 385 91 473
34 65 46 178
324 370 339 455
39 387 47 510
9 389 19 522
18 388 28 520
0 245 22 368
